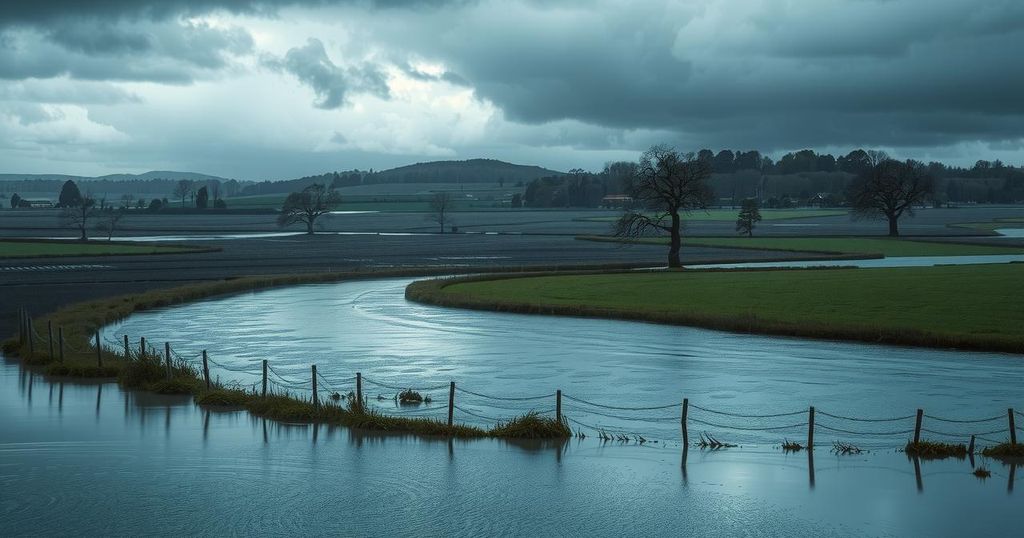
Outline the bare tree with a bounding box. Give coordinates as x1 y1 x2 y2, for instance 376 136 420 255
59 195 97 241
173 180 193 208
96 210 127 240
614 145 714 268
277 183 340 234
847 157 934 236
120 193 135 209
429 191 455 233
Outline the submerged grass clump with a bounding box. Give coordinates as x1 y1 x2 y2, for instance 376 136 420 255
781 439 804 452
973 467 992 479
904 440 968 460
398 389 424 404
490 412 571 439
980 443 1024 460
697 433 736 450
832 441 864 455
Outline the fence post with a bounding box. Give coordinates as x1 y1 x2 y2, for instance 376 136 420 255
58 326 65 363
681 398 689 447
124 334 130 360
556 390 562 423
355 372 363 410
26 313 34 355
1010 409 1017 446
164 342 171 380
48 321 54 359
139 337 146 359
807 406 815 451
259 360 267 397
17 309 24 346
448 382 456 427
95 332 102 368
311 365 319 409
968 435 976 455
914 409 924 445
202 350 210 390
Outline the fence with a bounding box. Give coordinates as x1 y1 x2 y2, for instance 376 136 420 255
14 309 1024 450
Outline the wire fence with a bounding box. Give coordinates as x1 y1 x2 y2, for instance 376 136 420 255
20 318 1023 449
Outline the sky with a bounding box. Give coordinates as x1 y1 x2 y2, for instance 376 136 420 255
1 0 1023 180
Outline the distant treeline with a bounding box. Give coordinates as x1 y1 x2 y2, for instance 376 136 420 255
0 177 244 201
522 149 1024 208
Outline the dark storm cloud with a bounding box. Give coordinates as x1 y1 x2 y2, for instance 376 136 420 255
264 38 389 109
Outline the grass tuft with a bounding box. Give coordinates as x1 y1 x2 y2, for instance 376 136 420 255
490 412 571 439
905 440 968 460
781 439 804 452
697 432 737 449
196 388 251 406
398 389 424 404
832 441 864 455
980 442 1024 460
973 467 992 479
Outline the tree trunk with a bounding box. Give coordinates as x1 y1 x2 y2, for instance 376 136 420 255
79 225 87 241
306 220 314 235
887 214 899 236
668 212 682 268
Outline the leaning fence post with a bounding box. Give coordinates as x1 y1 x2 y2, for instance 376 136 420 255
914 409 924 445
448 381 456 427
681 398 689 447
95 332 102 368
311 365 319 408
807 406 815 451
202 350 210 390
48 321 55 359
164 342 171 380
262 360 268 397
1010 409 1017 445
58 326 65 363
556 390 563 423
355 372 363 410
123 334 130 360
968 435 976 455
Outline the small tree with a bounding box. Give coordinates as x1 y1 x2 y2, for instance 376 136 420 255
735 198 762 237
173 180 193 208
10 193 20 208
57 180 83 208
95 210 127 240
847 157 934 236
614 145 714 268
120 193 135 209
429 191 455 233
277 183 340 234
195 186 209 209
59 195 96 240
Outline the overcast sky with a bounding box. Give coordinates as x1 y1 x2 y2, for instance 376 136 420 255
1 0 1023 179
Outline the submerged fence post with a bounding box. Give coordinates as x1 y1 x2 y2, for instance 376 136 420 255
355 372 363 410
164 342 171 380
26 313 34 355
48 321 54 359
311 365 319 409
968 435 976 455
123 334 130 360
95 332 102 368
139 337 146 359
262 360 268 398
17 309 24 346
681 398 689 447
58 326 64 363
1010 409 1017 445
807 406 815 451
202 350 210 390
448 382 455 427
914 409 924 445
556 390 562 423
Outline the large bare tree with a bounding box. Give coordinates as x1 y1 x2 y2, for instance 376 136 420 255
847 156 934 236
429 191 455 233
277 183 341 234
59 195 97 241
614 145 714 268
173 179 193 208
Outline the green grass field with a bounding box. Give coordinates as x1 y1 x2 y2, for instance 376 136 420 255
0 240 204 258
418 264 1024 352
951 217 1024 232
579 235 1024 257
578 209 848 223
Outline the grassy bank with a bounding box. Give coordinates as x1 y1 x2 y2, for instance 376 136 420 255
0 239 214 258
406 264 1024 353
577 209 847 223
577 235 1024 257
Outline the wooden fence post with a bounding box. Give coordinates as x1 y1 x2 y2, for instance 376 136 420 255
1010 409 1017 446
26 313 34 355
556 390 562 423
448 382 455 427
355 372 363 410
202 350 210 390
17 309 24 346
58 326 64 363
807 406 815 451
48 321 54 359
164 342 171 379
681 398 689 447
95 332 102 367
139 337 146 359
914 409 924 445
311 365 319 408
968 435 976 455
262 360 268 398
124 334 130 359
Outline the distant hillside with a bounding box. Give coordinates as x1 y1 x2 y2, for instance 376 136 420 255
371 159 562 184
0 171 230 183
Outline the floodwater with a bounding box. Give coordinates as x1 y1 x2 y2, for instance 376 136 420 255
4 276 1022 534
